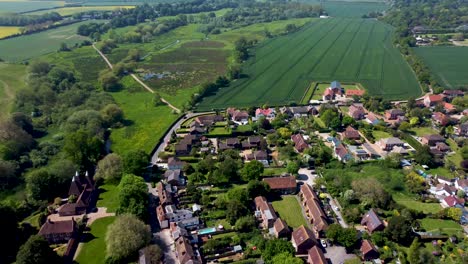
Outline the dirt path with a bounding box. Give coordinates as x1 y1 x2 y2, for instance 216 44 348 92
0 79 14 119
91 43 181 113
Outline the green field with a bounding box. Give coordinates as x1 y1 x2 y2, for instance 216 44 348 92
420 218 463 236
323 2 388 18
28 5 134 16
0 21 93 62
76 216 115 264
272 195 308 228
393 193 442 214
96 184 119 212
372 130 392 140
197 18 421 110
409 126 439 137
0 26 21 39
0 63 27 120
414 46 468 89
0 1 64 13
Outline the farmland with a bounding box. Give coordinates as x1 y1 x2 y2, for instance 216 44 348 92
413 46 468 89
0 21 94 62
197 18 421 110
0 26 21 39
0 1 64 13
322 2 388 18
27 5 135 16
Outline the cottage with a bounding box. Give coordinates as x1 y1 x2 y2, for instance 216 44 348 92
385 109 405 120
255 108 276 120
444 102 456 113
39 219 77 244
168 157 186 170
341 126 360 140
263 176 297 194
322 81 343 101
291 225 318 254
290 106 314 117
335 144 352 162
272 218 290 238
361 209 384 233
165 169 184 186
378 137 404 151
361 240 379 260
348 104 366 120
307 246 327 264
300 184 329 236
431 183 457 197
424 94 444 107
175 236 201 264
291 134 309 152
421 134 445 146
432 112 450 126
254 196 277 229
58 172 95 216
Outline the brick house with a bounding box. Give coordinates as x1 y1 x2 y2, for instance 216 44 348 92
377 137 404 151
421 134 445 146
291 134 309 152
432 112 450 126
291 225 318 254
322 81 343 101
307 246 327 264
385 109 405 120
300 184 329 237
361 209 384 233
263 176 297 194
424 94 444 107
227 108 249 125
39 219 77 244
272 218 290 238
175 236 201 264
255 108 276 120
58 172 96 217
254 196 277 229
341 126 360 140
348 104 366 120
361 240 379 260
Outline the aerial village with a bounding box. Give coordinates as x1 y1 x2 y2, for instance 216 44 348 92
33 81 467 264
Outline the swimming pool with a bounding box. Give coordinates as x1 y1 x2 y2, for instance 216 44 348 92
198 227 216 235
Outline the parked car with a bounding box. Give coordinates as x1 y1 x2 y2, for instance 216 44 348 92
321 239 327 248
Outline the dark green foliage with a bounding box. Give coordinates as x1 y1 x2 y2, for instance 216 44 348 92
241 160 264 181
262 239 295 262
123 149 149 176
16 235 60 264
63 129 103 170
26 169 62 201
385 215 414 244
235 215 256 232
325 224 359 249
117 174 148 220
226 200 248 225
246 180 270 199
0 203 20 263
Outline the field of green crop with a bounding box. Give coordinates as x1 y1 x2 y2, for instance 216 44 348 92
197 18 421 110
323 2 388 17
0 1 64 13
0 21 94 62
413 46 468 89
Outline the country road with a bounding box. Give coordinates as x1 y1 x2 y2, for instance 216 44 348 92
91 43 181 113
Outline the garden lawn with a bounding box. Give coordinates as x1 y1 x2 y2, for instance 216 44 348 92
0 63 27 119
76 216 116 264
96 184 119 213
420 218 463 236
272 195 307 228
263 167 288 177
393 193 442 214
110 90 180 155
409 126 438 137
372 130 392 140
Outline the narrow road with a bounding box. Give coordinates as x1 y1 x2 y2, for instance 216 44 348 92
150 112 214 164
91 43 181 113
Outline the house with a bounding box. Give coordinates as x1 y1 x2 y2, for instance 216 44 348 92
254 196 277 229
291 225 318 254
263 176 297 194
435 142 450 152
442 195 465 207
165 169 184 186
431 183 457 197
168 157 186 170
272 218 290 238
365 112 382 126
361 240 379 260
247 150 269 166
421 134 445 146
255 108 276 120
58 172 96 217
39 219 77 244
437 176 454 186
454 122 468 137
444 102 456 113
227 108 249 125
290 106 313 117
345 89 365 97
361 209 384 233
349 104 366 120
378 137 404 151
170 222 188 240
341 126 360 140
348 145 370 160
455 179 468 193
291 134 309 152
424 94 444 107
157 205 169 229
242 136 262 149
443 90 464 100
307 246 327 264
385 109 405 120
322 81 343 101
175 143 191 156
195 115 224 127
226 138 241 149
175 236 201 264
335 144 352 162
165 205 193 223
189 123 205 135
300 184 329 236
157 182 173 206
432 112 450 126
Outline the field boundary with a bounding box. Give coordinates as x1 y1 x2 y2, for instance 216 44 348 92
300 82 317 104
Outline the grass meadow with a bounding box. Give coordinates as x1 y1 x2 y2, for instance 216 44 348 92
0 21 93 62
197 18 421 110
28 5 134 16
272 195 308 228
420 218 463 236
0 26 21 39
0 1 64 13
393 193 442 214
96 184 119 212
76 216 116 264
0 63 27 120
414 46 468 89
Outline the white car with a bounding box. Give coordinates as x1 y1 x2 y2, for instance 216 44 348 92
321 239 327 248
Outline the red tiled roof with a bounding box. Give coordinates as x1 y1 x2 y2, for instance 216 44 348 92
443 195 464 207
308 246 327 264
263 176 297 190
346 89 365 96
292 225 317 247
427 94 443 102
361 239 377 255
39 219 76 236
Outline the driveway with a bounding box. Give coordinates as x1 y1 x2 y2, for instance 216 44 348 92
297 168 317 186
327 195 348 228
154 229 177 264
324 245 356 264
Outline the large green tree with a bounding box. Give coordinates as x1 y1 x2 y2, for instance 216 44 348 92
26 169 61 201
117 174 148 219
271 252 303 264
63 129 103 170
16 235 60 264
95 153 123 184
262 239 295 262
123 149 149 176
241 160 264 181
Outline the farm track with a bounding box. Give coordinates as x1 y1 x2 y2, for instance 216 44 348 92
91 43 181 113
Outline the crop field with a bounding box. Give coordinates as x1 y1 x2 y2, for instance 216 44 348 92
28 5 134 16
0 1 64 13
0 21 93 62
197 18 421 110
413 46 468 89
0 26 21 39
323 2 388 17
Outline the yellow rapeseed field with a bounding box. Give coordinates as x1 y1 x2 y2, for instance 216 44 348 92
0 26 21 39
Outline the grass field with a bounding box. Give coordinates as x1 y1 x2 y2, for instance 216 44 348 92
76 216 115 264
372 130 392 140
28 5 134 16
420 218 463 236
272 195 308 228
323 2 388 18
197 18 421 110
0 21 93 62
414 46 468 89
0 1 64 13
393 193 442 214
0 26 21 39
96 184 119 212
409 126 438 137
0 63 27 120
